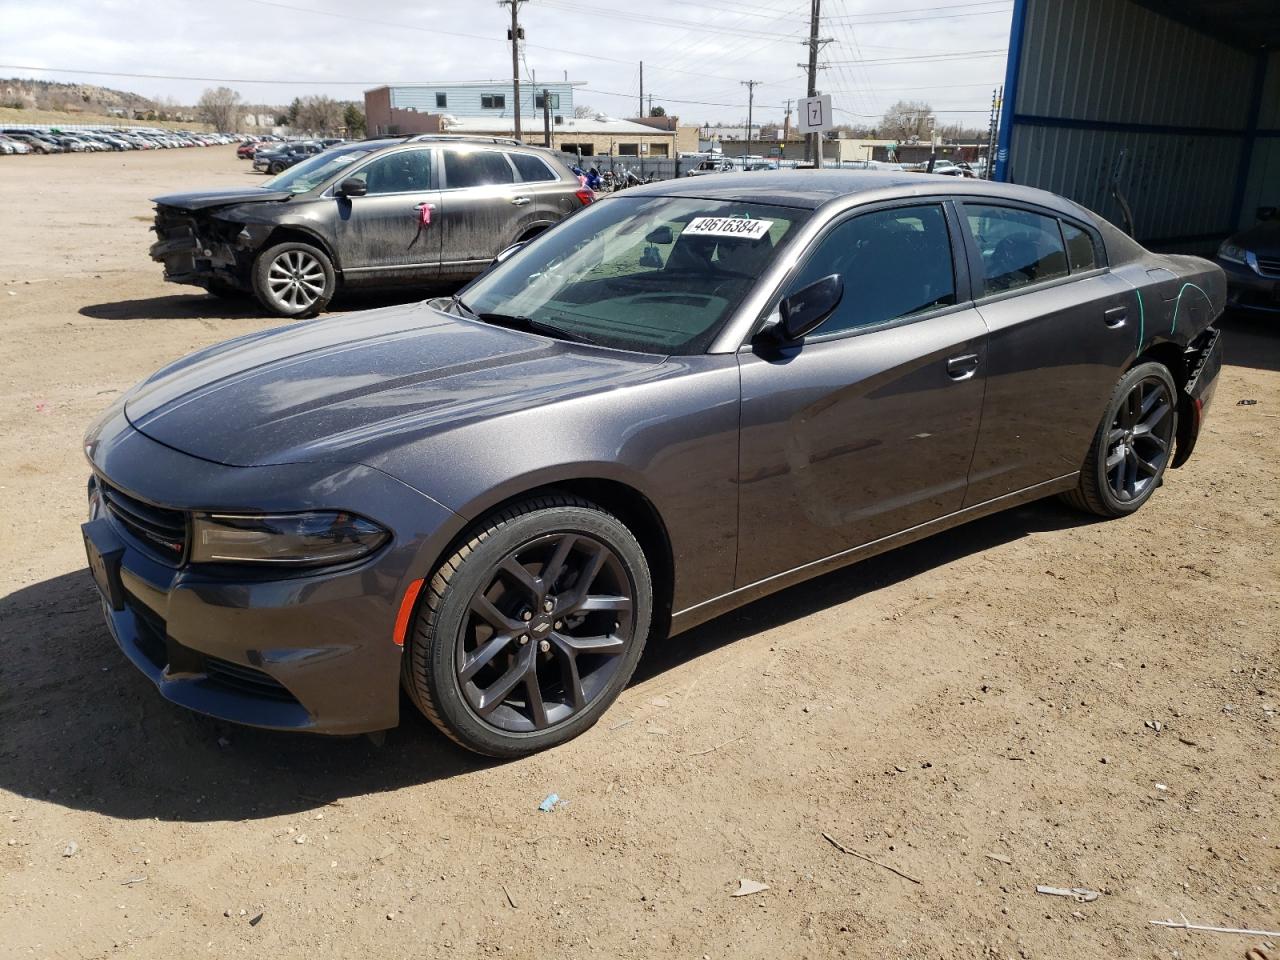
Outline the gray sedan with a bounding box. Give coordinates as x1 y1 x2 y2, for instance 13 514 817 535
87 171 1223 756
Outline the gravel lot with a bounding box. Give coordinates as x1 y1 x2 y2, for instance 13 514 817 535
0 147 1276 959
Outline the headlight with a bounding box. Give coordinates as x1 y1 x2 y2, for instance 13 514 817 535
1217 241 1248 264
190 511 389 567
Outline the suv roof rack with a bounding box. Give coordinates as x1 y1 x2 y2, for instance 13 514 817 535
400 134 525 147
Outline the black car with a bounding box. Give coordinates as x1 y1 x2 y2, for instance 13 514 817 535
150 136 593 316
1216 215 1280 314
91 171 1225 757
252 141 324 174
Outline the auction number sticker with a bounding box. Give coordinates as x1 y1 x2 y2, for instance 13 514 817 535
683 217 774 241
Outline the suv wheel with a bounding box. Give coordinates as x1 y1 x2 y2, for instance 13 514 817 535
403 495 653 757
251 242 335 318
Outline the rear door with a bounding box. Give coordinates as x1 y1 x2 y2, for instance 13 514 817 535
508 150 580 229
332 147 443 283
735 200 988 587
436 146 530 279
958 202 1138 505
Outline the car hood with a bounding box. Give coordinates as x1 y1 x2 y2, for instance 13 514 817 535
152 187 295 210
1231 219 1280 255
123 302 665 468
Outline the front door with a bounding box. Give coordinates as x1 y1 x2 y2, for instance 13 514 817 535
336 147 442 283
736 201 987 588
956 202 1138 505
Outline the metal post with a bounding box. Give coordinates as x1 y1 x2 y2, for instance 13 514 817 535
639 61 644 119
741 80 759 161
542 88 551 147
500 0 525 143
994 0 1027 181
804 0 820 163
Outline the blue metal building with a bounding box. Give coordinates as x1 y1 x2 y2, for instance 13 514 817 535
995 0 1279 253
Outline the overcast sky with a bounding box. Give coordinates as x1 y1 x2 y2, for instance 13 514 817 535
3 0 1012 126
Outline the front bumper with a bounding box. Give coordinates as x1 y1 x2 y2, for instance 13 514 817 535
82 408 463 734
1216 256 1280 314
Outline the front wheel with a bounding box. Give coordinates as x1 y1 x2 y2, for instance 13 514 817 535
404 495 653 757
1062 361 1178 517
251 241 335 318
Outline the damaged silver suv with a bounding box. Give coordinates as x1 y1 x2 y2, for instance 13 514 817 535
149 136 593 317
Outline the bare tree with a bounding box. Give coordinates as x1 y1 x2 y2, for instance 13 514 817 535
292 95 344 135
197 86 242 132
879 100 935 142
572 104 595 119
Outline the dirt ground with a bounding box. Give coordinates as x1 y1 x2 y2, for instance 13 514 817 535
0 147 1276 960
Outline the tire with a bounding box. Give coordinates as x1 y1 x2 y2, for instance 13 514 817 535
250 241 335 318
269 161 284 174
404 494 653 757
1062 361 1178 517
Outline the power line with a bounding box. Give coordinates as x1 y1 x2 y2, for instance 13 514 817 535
826 48 1007 65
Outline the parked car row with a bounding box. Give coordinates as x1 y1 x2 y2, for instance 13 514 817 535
0 127 251 155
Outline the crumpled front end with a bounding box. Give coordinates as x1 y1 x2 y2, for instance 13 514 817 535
150 204 255 291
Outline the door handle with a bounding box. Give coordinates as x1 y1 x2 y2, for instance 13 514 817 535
1103 306 1127 328
946 353 980 380
510 196 532 206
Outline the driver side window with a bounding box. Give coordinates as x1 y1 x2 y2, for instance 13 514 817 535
786 204 957 337
349 149 432 195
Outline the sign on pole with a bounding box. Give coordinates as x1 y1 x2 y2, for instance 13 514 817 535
796 94 833 134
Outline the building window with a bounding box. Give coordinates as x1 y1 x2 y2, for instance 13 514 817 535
648 143 669 157
562 143 595 156
436 93 447 108
534 93 560 110
617 143 639 156
481 94 506 109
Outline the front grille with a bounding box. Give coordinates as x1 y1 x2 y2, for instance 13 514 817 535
203 656 298 702
101 483 187 564
1256 255 1280 278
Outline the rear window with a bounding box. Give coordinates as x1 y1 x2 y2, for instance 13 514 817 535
444 149 515 188
510 152 558 183
1062 220 1098 272
963 204 1069 295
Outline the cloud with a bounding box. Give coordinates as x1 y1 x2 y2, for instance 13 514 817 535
2 0 1011 124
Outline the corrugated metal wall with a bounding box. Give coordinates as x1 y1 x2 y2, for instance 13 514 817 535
1241 50 1280 223
389 83 576 120
1001 0 1277 251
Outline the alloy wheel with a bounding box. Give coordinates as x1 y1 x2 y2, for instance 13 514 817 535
266 250 326 312
457 533 636 733
1105 375 1175 502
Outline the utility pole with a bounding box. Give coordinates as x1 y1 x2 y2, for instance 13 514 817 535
647 94 653 117
499 0 526 142
741 80 760 160
800 0 833 162
542 87 552 147
638 61 644 118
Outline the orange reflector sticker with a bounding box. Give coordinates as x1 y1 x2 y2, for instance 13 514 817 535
393 578 425 646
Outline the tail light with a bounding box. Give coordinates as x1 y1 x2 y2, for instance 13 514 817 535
575 188 595 206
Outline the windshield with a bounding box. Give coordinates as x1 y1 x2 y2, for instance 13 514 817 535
460 195 810 354
262 143 377 194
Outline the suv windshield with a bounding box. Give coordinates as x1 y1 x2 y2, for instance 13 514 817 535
460 195 810 354
263 143 380 194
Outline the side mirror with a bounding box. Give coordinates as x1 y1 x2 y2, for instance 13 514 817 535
337 178 367 198
776 274 843 341
645 225 674 244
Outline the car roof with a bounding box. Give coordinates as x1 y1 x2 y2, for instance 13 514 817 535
624 170 1085 218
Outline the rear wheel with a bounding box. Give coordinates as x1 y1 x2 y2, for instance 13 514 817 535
251 241 335 318
1062 361 1178 517
403 495 652 757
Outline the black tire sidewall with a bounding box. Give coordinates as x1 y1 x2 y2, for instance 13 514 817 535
415 504 652 757
1091 361 1178 515
251 241 336 318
